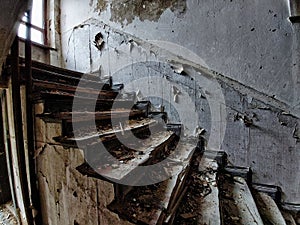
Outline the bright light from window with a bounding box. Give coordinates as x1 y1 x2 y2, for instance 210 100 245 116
18 0 45 45
32 0 44 28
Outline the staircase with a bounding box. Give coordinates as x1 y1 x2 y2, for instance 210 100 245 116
25 61 299 225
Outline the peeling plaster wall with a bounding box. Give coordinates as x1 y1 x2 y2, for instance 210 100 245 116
61 0 298 109
54 0 300 207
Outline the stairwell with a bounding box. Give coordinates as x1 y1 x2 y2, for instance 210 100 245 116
14 60 300 224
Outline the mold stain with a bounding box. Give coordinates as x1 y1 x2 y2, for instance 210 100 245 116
95 0 187 25
96 0 109 13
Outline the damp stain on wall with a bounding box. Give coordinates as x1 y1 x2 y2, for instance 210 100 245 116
95 0 187 25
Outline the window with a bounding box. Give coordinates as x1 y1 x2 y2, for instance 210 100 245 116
18 0 47 45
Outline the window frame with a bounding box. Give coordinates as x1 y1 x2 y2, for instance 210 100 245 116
18 0 48 46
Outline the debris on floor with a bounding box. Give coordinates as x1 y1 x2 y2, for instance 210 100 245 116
0 202 18 225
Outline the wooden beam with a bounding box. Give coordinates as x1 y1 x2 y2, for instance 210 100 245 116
25 10 42 224
11 37 34 225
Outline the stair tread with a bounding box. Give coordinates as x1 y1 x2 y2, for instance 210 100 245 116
20 57 102 82
38 109 146 122
57 118 158 142
219 174 264 225
77 130 176 181
38 90 135 113
173 157 220 225
21 66 109 88
34 91 131 102
253 191 287 225
108 139 198 225
32 79 117 97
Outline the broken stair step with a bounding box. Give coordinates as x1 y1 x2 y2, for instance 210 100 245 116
20 57 102 82
118 137 198 202
76 130 176 181
60 114 163 141
173 157 220 225
116 136 199 189
114 140 197 205
20 66 111 90
219 174 264 225
109 140 198 225
252 191 287 225
38 109 147 122
55 118 159 143
158 140 199 224
32 79 118 98
37 91 135 112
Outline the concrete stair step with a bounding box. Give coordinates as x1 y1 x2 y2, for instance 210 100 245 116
281 209 297 225
173 155 221 225
281 204 300 225
219 174 264 225
253 191 287 225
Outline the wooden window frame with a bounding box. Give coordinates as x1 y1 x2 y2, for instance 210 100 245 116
18 0 48 46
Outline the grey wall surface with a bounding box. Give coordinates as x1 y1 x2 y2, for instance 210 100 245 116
59 0 300 203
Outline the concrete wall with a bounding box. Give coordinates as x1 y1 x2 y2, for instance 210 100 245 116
56 0 300 204
60 0 299 109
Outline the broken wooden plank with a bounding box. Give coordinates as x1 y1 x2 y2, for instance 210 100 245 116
54 118 159 145
76 130 176 182
37 109 146 123
173 156 221 225
35 91 135 113
77 118 156 140
20 66 111 90
108 138 199 225
93 131 175 181
153 141 197 224
32 79 118 98
19 57 101 82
